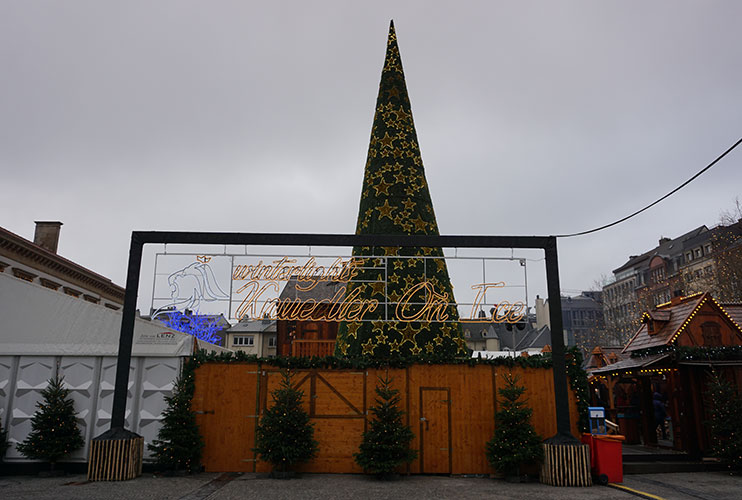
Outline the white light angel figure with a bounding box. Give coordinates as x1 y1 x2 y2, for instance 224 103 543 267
152 259 229 319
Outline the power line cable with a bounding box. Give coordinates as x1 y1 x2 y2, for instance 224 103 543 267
556 136 742 238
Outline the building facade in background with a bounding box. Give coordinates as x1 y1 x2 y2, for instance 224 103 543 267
535 291 605 352
603 219 742 345
223 318 277 357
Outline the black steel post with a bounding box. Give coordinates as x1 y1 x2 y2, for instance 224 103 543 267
544 237 579 444
110 234 143 430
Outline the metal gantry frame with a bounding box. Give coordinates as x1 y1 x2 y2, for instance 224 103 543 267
108 232 576 444
150 252 529 322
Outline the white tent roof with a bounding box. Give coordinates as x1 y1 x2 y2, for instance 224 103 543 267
0 273 231 356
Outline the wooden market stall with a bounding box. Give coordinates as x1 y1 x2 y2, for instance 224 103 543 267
591 293 742 456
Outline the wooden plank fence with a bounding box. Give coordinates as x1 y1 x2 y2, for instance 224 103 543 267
191 363 580 474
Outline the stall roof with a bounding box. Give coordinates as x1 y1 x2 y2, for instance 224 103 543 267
590 353 669 375
725 304 742 331
623 294 706 353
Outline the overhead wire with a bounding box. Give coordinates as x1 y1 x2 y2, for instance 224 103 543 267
555 136 742 238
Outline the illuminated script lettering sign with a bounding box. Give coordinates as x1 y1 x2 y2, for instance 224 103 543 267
231 256 525 324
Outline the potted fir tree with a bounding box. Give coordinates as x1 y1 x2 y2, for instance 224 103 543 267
707 370 742 472
355 375 417 479
485 373 543 482
148 373 204 473
254 371 318 478
16 375 84 474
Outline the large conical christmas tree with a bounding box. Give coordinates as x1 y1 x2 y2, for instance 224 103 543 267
335 21 467 360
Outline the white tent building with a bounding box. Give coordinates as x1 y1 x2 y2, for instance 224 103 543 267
0 272 229 464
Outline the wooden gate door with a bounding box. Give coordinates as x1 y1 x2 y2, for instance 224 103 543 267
193 364 261 472
419 387 451 474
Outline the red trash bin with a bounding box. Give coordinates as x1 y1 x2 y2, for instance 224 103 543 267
593 434 624 484
580 433 597 469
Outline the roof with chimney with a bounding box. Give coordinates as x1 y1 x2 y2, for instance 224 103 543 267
612 226 708 274
584 346 628 371
0 223 125 305
622 292 742 353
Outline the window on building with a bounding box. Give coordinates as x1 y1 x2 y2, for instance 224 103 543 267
268 335 277 347
686 252 693 262
39 277 62 290
705 244 712 255
11 267 37 282
83 295 100 304
233 335 254 346
695 248 702 258
704 266 713 276
63 286 82 298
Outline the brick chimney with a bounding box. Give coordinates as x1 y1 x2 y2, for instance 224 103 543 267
33 221 63 253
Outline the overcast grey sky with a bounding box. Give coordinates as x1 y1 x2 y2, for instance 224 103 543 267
2 1 741 311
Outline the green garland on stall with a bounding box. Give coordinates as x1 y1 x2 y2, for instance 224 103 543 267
183 349 554 372
629 345 742 362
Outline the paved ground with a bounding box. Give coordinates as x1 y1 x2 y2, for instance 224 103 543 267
0 471 740 499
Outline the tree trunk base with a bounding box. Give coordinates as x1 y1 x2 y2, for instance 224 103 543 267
539 443 591 487
87 429 143 481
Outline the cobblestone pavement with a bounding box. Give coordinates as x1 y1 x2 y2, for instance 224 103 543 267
1 472 740 499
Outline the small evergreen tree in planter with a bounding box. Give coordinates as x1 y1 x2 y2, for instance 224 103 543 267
355 375 417 478
485 373 543 481
148 373 204 473
16 375 84 473
254 371 318 478
707 370 742 472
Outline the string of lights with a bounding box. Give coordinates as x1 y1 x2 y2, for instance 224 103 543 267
556 136 742 238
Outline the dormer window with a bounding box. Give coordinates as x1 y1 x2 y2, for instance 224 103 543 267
701 322 721 347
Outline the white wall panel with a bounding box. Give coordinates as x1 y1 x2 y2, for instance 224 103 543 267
138 357 179 458
3 355 181 463
58 357 98 460
94 357 136 437
0 356 18 436
6 357 56 459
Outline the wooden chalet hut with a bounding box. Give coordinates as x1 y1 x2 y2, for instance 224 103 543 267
591 292 742 456
275 277 345 357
